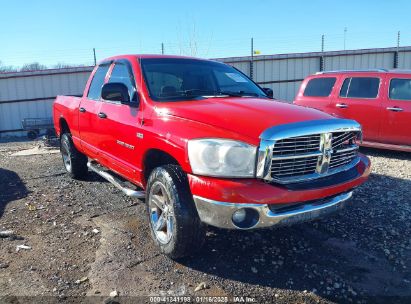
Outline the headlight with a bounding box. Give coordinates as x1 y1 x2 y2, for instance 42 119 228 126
188 139 257 177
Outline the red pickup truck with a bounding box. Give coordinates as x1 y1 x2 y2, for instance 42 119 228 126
53 55 370 259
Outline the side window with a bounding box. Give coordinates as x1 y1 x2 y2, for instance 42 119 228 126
389 78 411 100
87 64 110 100
303 77 336 97
339 78 350 97
340 77 380 99
109 62 137 101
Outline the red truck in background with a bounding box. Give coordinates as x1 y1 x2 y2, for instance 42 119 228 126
294 69 411 152
53 55 371 259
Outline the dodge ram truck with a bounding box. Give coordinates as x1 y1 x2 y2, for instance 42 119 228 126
53 55 371 259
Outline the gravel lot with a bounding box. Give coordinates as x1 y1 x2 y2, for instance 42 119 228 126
0 140 410 303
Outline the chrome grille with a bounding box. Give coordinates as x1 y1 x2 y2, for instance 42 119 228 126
271 155 319 178
271 135 321 178
329 131 359 169
332 131 358 149
270 131 360 182
272 135 321 156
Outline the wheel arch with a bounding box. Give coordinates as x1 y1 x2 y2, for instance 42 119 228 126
142 148 183 186
59 118 70 136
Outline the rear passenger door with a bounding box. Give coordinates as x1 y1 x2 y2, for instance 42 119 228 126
380 76 411 145
97 60 141 179
331 75 383 143
78 63 110 158
295 76 337 112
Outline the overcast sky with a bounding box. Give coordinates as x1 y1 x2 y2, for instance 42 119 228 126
1 0 410 68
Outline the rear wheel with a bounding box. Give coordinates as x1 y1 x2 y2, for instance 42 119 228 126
60 133 88 179
46 128 56 138
27 130 39 140
146 165 206 259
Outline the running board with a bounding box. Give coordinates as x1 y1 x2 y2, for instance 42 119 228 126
87 161 145 199
361 141 411 152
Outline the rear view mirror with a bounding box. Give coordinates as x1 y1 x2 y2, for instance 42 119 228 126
262 87 274 99
102 83 130 103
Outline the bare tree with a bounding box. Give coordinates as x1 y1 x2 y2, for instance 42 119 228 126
0 60 17 72
175 20 213 57
53 62 85 69
20 62 48 72
177 20 199 56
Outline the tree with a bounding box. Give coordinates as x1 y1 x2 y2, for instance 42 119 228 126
0 60 17 72
20 62 48 72
53 62 85 69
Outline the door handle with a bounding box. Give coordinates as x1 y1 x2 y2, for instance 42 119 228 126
98 112 108 119
386 106 403 112
336 103 348 108
79 107 86 113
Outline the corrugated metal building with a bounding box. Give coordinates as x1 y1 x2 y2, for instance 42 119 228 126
218 46 411 101
0 66 93 137
1 46 410 137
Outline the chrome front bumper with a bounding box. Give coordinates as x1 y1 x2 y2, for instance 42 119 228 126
193 191 353 229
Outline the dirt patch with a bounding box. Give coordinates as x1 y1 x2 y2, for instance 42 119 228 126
11 146 60 156
1 141 411 303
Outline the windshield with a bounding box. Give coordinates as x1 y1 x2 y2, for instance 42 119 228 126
140 58 267 101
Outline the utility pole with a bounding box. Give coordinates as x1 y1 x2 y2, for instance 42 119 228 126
250 37 254 80
344 27 347 50
394 31 400 68
161 42 164 55
320 35 325 71
93 48 97 66
321 34 325 52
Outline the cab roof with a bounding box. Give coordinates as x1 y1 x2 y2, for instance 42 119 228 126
100 54 215 64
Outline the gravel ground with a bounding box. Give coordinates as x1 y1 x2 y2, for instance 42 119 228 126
0 140 410 303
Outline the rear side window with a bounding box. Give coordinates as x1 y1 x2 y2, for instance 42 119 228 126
340 77 380 99
389 78 411 100
303 77 336 97
87 64 110 100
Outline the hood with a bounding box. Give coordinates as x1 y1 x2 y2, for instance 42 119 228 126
154 97 334 140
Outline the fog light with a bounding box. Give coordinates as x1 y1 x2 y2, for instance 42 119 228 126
231 208 260 229
232 209 247 223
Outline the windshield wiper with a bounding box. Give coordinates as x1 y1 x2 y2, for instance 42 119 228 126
167 89 261 99
181 89 216 96
215 91 260 97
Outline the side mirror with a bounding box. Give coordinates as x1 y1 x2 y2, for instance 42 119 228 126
101 83 130 103
262 87 274 99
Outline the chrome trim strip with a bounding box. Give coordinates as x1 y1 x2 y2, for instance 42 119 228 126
269 157 360 184
334 145 359 153
271 151 322 160
193 191 353 230
259 119 361 141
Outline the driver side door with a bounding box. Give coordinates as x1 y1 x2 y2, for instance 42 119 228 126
97 60 142 181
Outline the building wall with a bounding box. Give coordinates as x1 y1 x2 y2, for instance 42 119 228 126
1 46 411 136
0 67 93 137
219 46 411 102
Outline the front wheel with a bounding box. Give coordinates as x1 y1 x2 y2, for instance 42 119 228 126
146 165 206 259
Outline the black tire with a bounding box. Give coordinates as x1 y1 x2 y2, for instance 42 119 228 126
46 128 56 137
27 130 38 140
60 133 88 179
146 165 206 259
